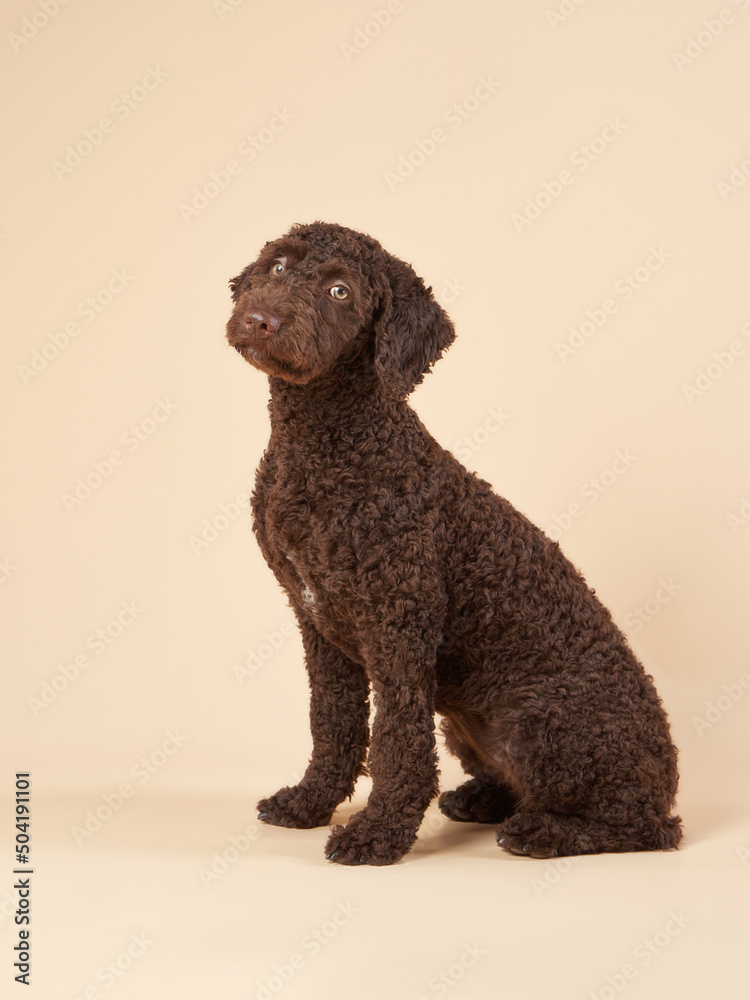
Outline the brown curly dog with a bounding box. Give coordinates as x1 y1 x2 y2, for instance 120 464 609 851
225 221 682 866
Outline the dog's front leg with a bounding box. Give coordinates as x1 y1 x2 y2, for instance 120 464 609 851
257 622 370 829
325 645 440 866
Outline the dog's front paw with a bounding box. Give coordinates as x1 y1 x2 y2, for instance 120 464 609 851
324 810 414 866
257 784 334 829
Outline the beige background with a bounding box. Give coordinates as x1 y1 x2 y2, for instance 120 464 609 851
2 0 749 997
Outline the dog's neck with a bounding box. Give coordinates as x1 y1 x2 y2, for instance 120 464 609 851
267 362 407 455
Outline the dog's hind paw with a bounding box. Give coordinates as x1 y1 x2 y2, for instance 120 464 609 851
496 810 613 858
496 808 683 857
439 777 518 824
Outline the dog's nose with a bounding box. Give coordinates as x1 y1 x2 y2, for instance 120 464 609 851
243 309 281 338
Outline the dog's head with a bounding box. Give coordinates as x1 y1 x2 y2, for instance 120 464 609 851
225 222 455 398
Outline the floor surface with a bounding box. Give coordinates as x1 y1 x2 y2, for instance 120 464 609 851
10 778 748 1000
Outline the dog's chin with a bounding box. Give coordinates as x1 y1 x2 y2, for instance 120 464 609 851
232 342 315 384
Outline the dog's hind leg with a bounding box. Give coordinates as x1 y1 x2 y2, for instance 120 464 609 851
496 808 683 858
492 698 683 858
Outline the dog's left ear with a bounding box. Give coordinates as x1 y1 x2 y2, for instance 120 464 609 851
372 256 456 399
229 263 254 302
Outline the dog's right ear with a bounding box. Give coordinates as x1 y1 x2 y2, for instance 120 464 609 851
229 263 254 302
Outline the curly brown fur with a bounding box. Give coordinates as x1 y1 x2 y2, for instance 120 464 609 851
226 221 682 866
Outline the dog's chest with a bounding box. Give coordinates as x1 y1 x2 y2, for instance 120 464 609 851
254 462 360 636
267 498 323 608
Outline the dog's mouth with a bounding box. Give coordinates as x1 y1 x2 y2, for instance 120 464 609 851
233 342 266 365
231 339 312 383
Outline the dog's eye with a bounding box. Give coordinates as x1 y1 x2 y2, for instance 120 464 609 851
270 259 286 276
329 285 349 300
